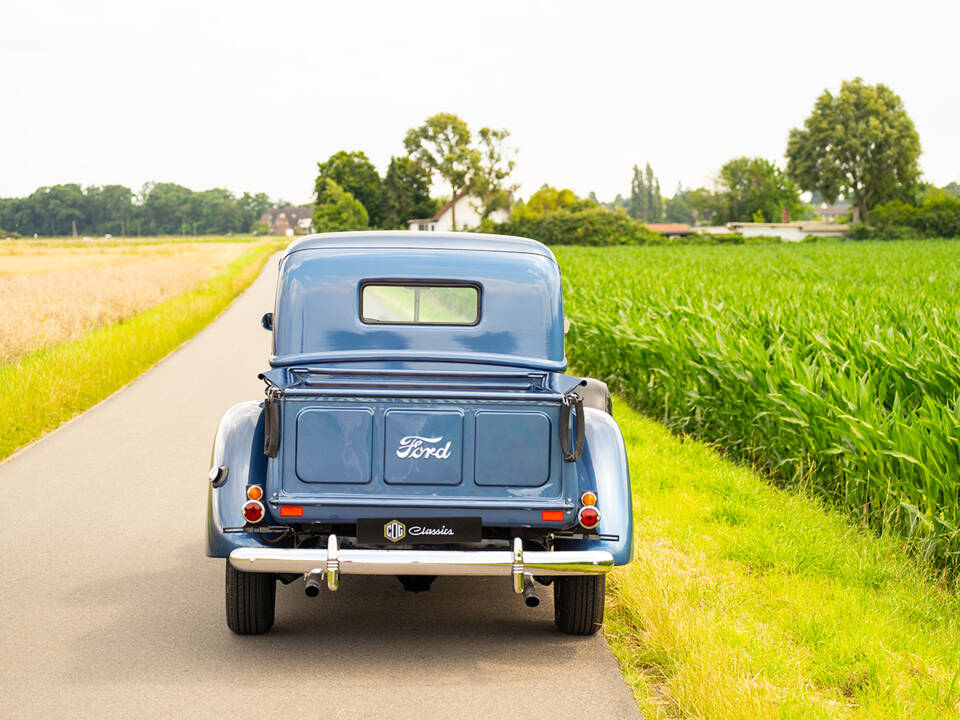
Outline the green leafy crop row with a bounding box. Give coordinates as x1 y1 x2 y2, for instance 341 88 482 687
556 241 960 568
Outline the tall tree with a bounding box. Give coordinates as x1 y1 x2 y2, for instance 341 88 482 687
786 78 921 223
403 113 478 230
469 127 517 220
629 163 663 222
629 165 647 221
312 179 368 232
381 156 439 228
314 151 383 228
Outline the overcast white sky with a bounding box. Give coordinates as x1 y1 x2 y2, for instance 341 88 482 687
1 0 957 204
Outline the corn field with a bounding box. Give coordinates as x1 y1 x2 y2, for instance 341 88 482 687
556 241 960 567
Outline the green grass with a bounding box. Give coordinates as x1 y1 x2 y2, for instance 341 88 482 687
555 241 960 568
0 240 283 461
606 396 960 719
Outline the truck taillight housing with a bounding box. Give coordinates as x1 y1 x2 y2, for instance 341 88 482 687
242 500 265 524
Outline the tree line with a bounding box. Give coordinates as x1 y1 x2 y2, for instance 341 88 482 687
312 112 517 232
607 78 956 229
0 183 274 237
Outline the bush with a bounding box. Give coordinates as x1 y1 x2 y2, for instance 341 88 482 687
868 192 960 239
494 207 664 246
847 222 920 241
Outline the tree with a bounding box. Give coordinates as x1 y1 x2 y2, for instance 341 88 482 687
314 151 383 227
312 178 368 232
511 185 585 222
629 163 663 222
944 182 960 199
381 156 439 228
629 165 647 221
403 113 478 230
238 192 272 232
469 127 517 220
786 78 921 223
664 183 693 224
714 157 802 223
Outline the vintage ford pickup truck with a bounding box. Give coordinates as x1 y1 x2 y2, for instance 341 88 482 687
207 232 632 635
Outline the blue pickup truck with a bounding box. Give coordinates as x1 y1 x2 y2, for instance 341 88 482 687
207 232 632 635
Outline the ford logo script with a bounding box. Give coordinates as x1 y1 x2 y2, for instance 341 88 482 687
396 435 453 460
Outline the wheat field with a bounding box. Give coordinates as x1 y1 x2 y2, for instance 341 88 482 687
0 242 249 362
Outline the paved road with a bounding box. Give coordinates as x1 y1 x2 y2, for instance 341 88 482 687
0 255 639 720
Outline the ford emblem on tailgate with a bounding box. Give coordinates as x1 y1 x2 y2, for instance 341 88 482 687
395 435 452 459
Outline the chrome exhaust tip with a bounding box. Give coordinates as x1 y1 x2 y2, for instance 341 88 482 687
304 570 323 597
521 573 539 608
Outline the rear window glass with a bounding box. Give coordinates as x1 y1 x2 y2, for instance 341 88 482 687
361 283 480 325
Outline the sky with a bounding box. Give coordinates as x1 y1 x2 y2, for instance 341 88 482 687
1 0 957 205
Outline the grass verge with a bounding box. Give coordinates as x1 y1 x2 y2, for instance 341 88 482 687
606 396 960 719
0 240 282 461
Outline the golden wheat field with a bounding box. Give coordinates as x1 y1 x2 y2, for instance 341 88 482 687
0 241 251 362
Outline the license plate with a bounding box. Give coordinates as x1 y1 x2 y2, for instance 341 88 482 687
356 517 481 545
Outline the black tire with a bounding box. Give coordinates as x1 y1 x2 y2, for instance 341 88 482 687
225 560 276 635
554 574 605 635
578 378 612 415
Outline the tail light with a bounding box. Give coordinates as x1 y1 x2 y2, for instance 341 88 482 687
246 485 263 501
578 506 600 530
242 500 265 524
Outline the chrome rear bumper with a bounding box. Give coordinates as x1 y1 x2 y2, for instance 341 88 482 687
229 535 613 593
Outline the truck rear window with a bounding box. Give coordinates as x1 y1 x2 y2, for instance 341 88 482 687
361 282 480 325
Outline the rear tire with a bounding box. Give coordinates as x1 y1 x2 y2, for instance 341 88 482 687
554 574 605 635
225 560 276 635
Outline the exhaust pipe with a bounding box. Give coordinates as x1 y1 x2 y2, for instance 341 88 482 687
521 574 539 608
304 570 323 597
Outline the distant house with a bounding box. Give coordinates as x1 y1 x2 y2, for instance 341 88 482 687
260 206 313 236
723 221 849 242
817 202 851 222
645 223 694 239
407 191 510 232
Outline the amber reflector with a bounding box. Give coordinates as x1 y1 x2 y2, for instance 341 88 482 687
580 491 598 507
246 485 263 500
280 505 303 517
541 510 565 522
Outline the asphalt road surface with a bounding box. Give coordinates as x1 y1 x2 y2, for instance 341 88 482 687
0 254 640 719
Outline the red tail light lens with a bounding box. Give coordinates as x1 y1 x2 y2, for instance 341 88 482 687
242 500 265 524
541 510 565 522
578 506 600 530
280 505 303 517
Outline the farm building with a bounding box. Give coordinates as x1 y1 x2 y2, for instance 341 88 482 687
260 206 313 236
407 191 510 231
646 223 694 239
724 221 849 242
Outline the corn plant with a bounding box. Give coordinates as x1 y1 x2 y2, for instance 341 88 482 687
556 241 960 568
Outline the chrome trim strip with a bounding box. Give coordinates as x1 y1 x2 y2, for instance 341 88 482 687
272 496 574 510
229 545 614 577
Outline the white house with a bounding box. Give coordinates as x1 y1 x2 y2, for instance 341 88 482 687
407 191 510 232
724 221 849 242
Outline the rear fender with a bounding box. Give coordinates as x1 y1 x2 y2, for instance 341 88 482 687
206 401 270 557
558 407 634 565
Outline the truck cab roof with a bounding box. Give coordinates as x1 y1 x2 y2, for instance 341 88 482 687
281 230 556 261
271 231 566 371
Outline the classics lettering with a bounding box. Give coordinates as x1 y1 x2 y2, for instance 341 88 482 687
408 525 455 536
396 435 453 460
